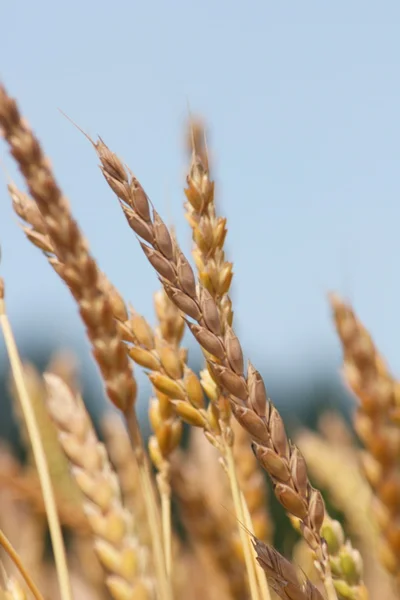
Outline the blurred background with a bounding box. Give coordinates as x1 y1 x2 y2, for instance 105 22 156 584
1 1 400 442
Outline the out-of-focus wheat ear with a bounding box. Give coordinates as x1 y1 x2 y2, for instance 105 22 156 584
330 294 400 583
9 362 82 509
0 279 72 600
46 350 80 395
0 530 43 600
0 90 137 415
170 452 249 600
0 467 46 592
252 540 326 600
173 548 232 600
44 373 157 600
0 455 89 534
68 535 108 600
101 413 151 548
297 431 372 599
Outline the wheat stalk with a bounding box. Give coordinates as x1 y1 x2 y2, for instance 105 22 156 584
0 531 43 600
150 289 185 577
0 280 72 600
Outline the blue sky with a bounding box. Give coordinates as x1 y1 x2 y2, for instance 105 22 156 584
1 2 400 400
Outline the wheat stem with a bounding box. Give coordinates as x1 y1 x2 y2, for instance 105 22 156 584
0 283 72 600
123 406 172 600
324 575 339 600
225 446 261 600
160 488 172 577
240 493 271 600
0 530 44 600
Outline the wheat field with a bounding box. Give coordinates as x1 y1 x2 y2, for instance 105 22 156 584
0 82 399 600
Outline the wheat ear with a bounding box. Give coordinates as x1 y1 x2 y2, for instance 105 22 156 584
92 137 271 600
44 373 156 600
185 121 271 598
0 87 136 414
90 139 332 582
330 294 400 583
